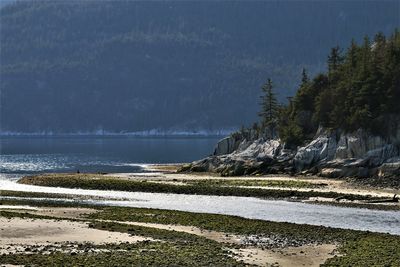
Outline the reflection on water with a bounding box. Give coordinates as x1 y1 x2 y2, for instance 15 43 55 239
0 136 220 174
1 136 399 235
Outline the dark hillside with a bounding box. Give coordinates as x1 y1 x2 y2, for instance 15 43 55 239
0 1 398 133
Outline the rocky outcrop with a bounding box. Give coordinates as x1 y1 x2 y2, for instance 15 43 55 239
213 135 244 156
212 128 261 156
213 136 236 156
290 127 400 178
182 137 294 176
293 129 338 171
181 127 400 180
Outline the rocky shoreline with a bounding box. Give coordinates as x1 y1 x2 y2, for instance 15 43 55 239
180 127 400 185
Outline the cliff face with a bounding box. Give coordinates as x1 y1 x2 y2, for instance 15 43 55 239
294 128 400 178
182 127 400 179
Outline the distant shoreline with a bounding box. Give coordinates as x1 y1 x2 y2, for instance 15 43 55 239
0 132 230 138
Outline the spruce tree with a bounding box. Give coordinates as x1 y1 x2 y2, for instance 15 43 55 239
257 30 398 144
301 68 309 85
259 78 279 128
327 46 343 76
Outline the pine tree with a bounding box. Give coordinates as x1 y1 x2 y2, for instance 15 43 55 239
259 78 279 128
327 46 343 76
256 30 398 144
360 36 372 76
301 68 309 85
347 39 358 71
385 29 400 114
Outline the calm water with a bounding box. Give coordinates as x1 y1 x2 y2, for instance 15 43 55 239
1 136 399 235
0 136 220 175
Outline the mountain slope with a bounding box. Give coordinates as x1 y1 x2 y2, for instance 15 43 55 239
0 1 399 133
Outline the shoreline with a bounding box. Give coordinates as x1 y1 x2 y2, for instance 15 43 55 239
1 199 399 266
1 169 399 266
13 168 399 209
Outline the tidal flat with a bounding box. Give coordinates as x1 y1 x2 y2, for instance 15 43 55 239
0 170 399 266
17 171 400 209
0 201 399 267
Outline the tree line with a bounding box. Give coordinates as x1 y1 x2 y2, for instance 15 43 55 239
256 30 400 147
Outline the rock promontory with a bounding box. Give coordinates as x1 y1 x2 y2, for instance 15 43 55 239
181 126 400 180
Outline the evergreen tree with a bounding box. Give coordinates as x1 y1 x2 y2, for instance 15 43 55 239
290 30 399 140
359 36 372 76
259 78 279 128
250 30 399 146
327 46 343 78
385 29 400 115
347 39 359 71
301 68 309 85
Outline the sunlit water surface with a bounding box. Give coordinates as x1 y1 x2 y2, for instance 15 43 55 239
1 136 399 235
0 136 219 175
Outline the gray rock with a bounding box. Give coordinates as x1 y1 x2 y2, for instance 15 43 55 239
378 157 400 178
213 130 257 156
320 168 344 178
293 129 337 171
184 126 400 179
334 129 398 162
213 136 237 156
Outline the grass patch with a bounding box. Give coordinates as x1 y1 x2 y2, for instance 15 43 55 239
0 189 128 202
18 173 378 201
0 241 245 267
0 210 58 220
89 207 400 266
0 197 100 208
88 206 363 243
182 179 327 188
322 235 400 266
1 201 399 266
89 220 230 246
1 190 84 200
307 200 400 211
0 211 245 266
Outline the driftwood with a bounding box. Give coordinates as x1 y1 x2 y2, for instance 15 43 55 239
335 196 347 201
366 194 399 204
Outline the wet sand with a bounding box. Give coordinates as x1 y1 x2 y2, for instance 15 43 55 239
1 167 398 266
0 217 153 255
0 206 337 266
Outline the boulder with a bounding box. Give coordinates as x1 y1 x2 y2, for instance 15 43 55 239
320 168 344 178
378 157 400 178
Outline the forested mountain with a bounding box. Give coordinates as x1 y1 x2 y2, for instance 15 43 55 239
0 1 398 133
